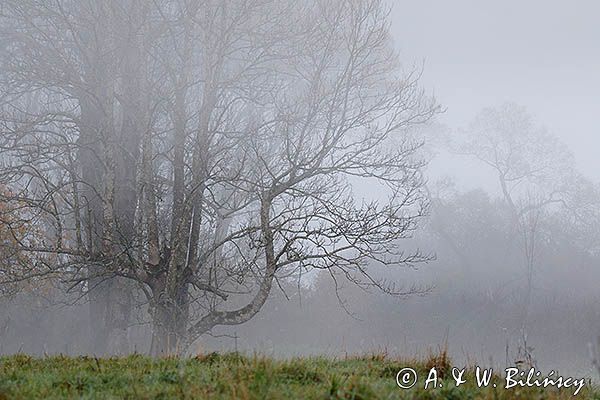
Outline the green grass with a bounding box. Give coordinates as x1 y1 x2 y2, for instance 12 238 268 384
0 352 596 399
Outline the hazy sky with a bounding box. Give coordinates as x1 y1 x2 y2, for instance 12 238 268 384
391 0 600 180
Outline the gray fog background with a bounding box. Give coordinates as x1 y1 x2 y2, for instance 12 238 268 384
1 0 599 381
391 0 600 184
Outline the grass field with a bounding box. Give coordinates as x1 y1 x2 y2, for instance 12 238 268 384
0 351 596 399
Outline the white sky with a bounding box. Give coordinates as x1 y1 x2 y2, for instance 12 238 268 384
390 0 600 185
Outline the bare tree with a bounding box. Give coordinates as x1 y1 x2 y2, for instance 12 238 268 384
450 103 579 324
0 0 157 353
0 0 438 355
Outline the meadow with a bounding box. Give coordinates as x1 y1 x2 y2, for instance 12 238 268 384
0 351 596 399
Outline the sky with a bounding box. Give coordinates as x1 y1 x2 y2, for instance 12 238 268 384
390 0 600 183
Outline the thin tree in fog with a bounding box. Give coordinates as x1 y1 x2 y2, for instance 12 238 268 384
0 0 438 355
451 103 579 320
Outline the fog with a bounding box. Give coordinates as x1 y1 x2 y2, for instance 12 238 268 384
0 0 599 381
392 0 600 183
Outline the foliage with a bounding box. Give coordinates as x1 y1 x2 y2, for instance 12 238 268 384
0 186 43 297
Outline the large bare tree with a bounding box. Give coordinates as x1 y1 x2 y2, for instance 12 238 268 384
0 0 438 354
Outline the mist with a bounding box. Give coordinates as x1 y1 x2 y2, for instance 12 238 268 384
0 0 598 382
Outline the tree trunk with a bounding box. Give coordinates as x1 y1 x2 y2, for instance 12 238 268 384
150 282 189 356
87 273 112 354
79 96 113 354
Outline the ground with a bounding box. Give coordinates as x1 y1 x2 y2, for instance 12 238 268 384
0 352 596 399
